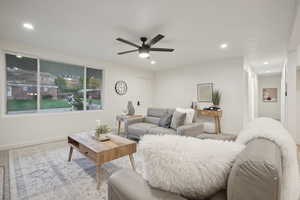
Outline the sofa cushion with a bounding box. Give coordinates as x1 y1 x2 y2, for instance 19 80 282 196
145 116 160 125
167 108 175 115
158 112 173 128
227 138 282 200
170 111 186 129
176 108 195 124
148 127 176 135
147 108 168 118
128 123 158 138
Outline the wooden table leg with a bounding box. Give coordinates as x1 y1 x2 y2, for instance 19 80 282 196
217 116 221 134
68 146 73 162
118 120 121 135
214 117 219 134
96 165 101 189
129 154 136 171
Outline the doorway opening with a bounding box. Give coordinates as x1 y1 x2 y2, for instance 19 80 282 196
257 73 282 121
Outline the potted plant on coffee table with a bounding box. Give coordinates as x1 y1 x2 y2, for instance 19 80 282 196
94 120 111 141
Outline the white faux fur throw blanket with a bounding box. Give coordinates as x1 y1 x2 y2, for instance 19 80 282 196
140 135 245 199
236 118 300 200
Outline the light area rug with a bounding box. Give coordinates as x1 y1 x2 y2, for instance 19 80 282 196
9 141 143 200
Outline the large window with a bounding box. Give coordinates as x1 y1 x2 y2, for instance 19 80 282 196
86 68 103 110
6 54 38 114
40 60 84 112
5 53 103 115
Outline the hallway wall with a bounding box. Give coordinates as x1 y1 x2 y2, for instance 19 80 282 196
257 74 281 120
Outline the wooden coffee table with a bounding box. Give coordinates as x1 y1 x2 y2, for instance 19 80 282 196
67 132 137 189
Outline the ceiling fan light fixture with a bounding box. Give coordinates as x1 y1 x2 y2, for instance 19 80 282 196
139 52 149 58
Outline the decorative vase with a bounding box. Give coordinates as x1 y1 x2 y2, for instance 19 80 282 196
127 101 135 115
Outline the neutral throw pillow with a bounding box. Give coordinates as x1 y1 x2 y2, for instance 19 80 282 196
170 111 186 129
140 135 245 199
176 108 195 124
158 112 173 128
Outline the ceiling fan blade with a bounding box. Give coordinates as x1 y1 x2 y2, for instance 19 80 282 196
148 34 165 46
149 48 174 52
117 49 138 55
116 38 140 48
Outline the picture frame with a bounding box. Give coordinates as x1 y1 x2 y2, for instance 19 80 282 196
262 88 278 102
197 83 213 102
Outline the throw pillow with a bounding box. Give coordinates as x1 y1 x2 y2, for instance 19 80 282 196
140 135 245 199
158 113 173 128
176 108 195 124
170 111 186 129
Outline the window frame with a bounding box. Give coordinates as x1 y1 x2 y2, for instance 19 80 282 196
2 50 104 116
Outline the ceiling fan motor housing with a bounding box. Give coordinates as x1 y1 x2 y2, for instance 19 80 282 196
140 37 147 43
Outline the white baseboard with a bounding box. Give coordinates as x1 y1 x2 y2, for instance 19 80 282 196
0 136 67 151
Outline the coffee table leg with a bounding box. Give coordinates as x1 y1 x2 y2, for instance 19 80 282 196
129 154 136 171
96 165 101 189
68 146 73 162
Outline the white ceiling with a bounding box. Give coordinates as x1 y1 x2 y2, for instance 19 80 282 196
0 0 297 71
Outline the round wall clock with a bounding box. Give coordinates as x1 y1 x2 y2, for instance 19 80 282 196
115 80 128 95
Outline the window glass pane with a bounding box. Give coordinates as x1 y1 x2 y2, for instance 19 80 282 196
6 54 38 114
86 68 103 110
40 60 84 112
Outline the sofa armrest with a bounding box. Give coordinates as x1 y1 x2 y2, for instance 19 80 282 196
124 117 145 135
177 123 204 137
108 169 186 200
227 138 282 200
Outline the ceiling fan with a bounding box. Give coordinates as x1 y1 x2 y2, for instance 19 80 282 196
116 34 174 58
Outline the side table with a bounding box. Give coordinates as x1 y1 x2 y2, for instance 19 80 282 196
197 109 222 134
116 114 143 135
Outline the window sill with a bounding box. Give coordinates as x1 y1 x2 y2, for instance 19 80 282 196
2 109 104 118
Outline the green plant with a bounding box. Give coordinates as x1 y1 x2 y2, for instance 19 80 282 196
95 125 111 137
212 90 222 106
72 96 83 110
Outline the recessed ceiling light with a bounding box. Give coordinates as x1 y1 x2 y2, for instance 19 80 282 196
16 54 23 58
23 23 34 30
264 61 269 65
150 60 156 65
220 43 228 49
266 70 271 73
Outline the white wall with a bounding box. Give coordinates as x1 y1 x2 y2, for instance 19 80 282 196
245 63 258 122
286 51 298 142
280 63 287 125
0 40 154 149
153 58 244 134
257 74 281 120
297 45 300 143
296 69 300 144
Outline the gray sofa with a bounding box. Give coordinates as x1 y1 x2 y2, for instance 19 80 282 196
108 137 282 200
124 107 204 140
